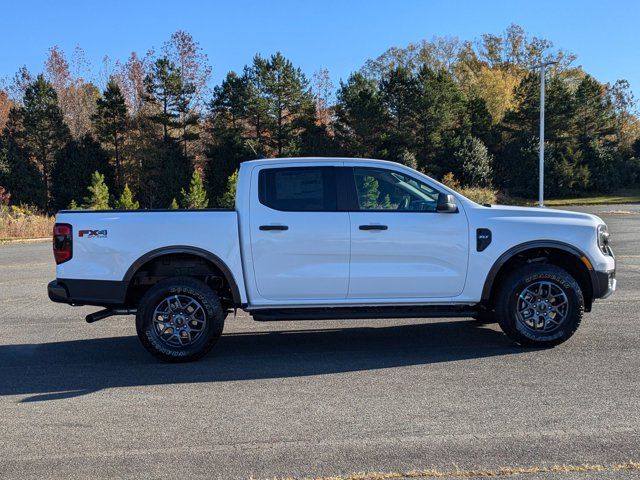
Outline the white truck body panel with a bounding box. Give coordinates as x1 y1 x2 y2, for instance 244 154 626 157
461 204 615 301
247 160 351 300
56 210 248 304
347 209 469 299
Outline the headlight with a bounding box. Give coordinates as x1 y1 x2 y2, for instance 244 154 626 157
597 224 611 255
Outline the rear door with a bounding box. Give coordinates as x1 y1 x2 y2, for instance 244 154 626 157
249 165 350 301
345 166 469 299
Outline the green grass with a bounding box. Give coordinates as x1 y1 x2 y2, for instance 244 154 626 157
503 189 640 207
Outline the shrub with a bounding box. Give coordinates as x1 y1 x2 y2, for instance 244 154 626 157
441 172 497 204
459 187 498 205
0 186 10 206
83 171 110 210
217 170 238 208
114 184 140 210
441 172 461 190
0 204 54 239
181 170 209 209
397 150 418 170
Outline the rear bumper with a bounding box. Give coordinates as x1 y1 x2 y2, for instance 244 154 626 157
593 269 616 299
47 280 70 303
48 279 128 307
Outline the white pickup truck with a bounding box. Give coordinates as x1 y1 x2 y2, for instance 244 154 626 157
48 157 616 361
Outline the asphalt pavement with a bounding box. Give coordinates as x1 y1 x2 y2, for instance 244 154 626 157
0 205 639 479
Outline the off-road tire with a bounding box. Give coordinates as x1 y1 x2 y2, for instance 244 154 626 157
495 264 584 347
136 277 225 362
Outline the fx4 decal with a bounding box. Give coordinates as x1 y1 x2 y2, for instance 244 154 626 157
78 229 108 238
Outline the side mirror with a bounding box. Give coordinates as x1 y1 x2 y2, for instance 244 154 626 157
436 193 457 213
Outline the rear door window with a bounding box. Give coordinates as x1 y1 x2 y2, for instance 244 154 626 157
258 167 337 212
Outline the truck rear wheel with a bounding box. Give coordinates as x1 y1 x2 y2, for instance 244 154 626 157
136 277 225 362
495 264 584 347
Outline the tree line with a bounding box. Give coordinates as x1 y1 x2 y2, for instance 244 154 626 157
1 25 639 213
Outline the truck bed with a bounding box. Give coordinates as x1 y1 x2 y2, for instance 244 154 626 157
55 210 246 302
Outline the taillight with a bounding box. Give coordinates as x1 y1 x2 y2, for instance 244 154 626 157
53 223 72 264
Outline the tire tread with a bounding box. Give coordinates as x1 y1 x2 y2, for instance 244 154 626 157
495 263 584 347
136 277 225 362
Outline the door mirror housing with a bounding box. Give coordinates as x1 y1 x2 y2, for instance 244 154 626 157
436 193 457 213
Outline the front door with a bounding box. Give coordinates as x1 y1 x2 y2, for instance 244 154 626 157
346 166 469 299
250 165 350 301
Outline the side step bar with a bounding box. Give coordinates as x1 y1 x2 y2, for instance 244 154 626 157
251 305 477 322
86 308 137 323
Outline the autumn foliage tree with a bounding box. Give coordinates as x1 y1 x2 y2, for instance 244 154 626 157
0 25 638 214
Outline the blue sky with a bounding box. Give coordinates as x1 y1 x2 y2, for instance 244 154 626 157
1 0 638 95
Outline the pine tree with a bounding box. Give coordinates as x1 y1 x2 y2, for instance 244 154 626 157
169 197 179 209
93 78 128 189
7 74 70 212
211 71 251 130
114 183 139 209
163 30 211 157
0 133 46 209
413 67 469 175
334 73 388 158
83 171 110 209
380 66 421 159
144 58 181 142
206 73 255 201
52 135 113 211
137 137 191 208
455 136 494 187
138 57 192 208
250 52 315 156
175 79 200 157
359 175 381 209
217 170 238 208
68 199 79 210
180 169 208 208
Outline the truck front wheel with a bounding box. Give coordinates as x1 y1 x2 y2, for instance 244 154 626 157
136 277 225 362
495 264 584 347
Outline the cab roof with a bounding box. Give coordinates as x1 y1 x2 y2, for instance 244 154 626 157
241 157 402 168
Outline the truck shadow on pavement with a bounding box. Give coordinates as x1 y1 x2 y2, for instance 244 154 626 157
0 320 524 402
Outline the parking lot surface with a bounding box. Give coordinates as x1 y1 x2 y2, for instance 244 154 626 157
0 205 638 479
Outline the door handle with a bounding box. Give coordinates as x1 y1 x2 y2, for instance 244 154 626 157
259 225 289 231
359 224 388 231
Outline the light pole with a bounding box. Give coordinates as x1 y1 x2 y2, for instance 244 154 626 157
534 61 557 208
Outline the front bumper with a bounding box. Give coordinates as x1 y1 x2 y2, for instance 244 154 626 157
593 269 616 299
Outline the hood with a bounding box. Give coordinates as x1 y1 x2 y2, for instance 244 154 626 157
476 204 604 227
